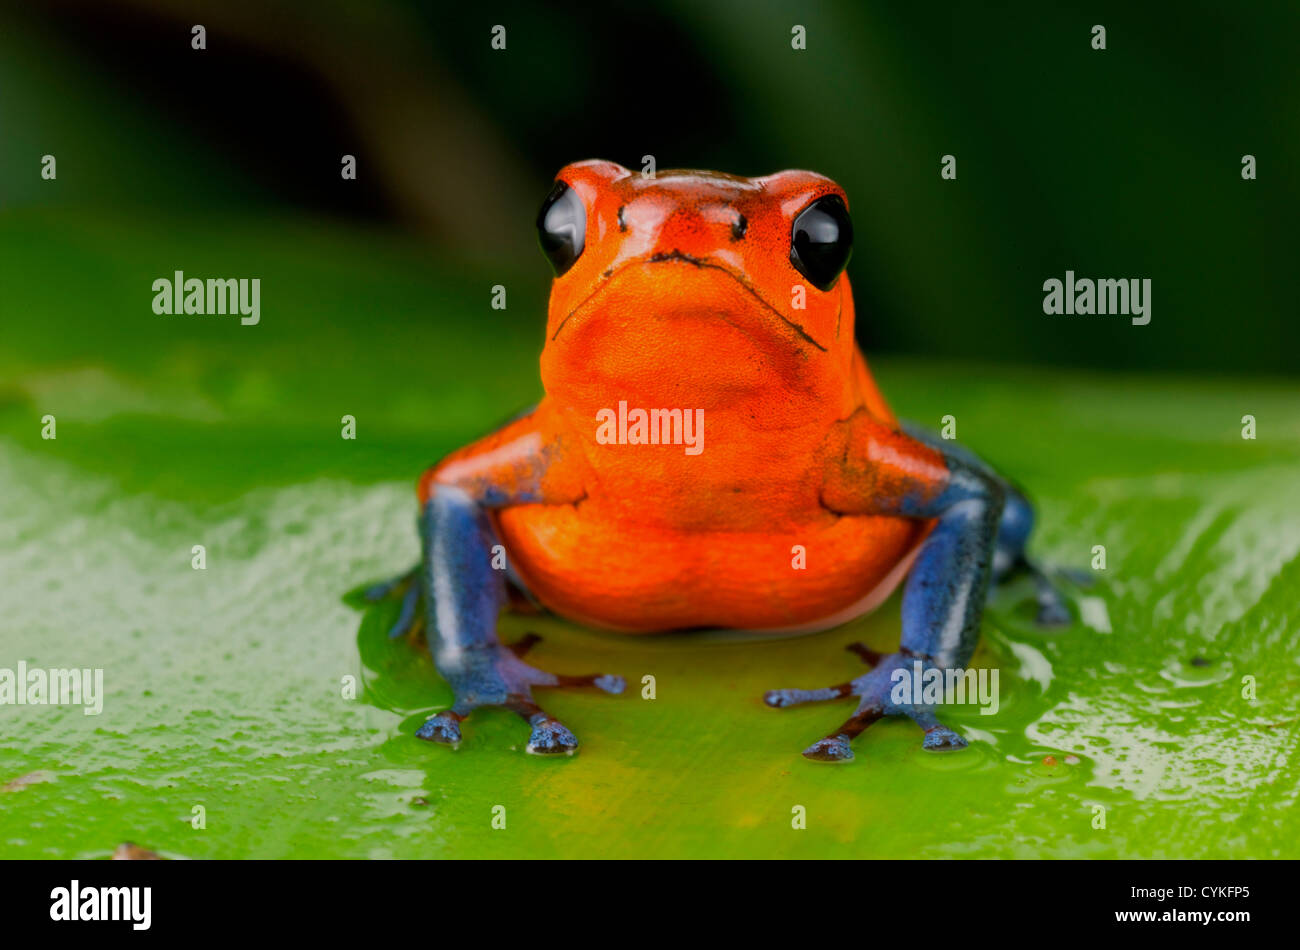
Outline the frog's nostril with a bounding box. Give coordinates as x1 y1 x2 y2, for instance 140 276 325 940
617 205 627 233
731 212 747 242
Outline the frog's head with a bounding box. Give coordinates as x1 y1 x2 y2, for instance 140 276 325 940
536 159 857 414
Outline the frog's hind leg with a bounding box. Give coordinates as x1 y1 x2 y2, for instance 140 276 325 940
901 421 1071 626
364 568 424 640
986 481 1072 625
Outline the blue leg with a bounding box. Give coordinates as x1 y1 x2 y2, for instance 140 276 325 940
902 421 1072 624
368 413 624 754
408 488 624 753
767 452 1003 761
364 568 423 639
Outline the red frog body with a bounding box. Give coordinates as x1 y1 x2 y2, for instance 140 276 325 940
371 160 1069 761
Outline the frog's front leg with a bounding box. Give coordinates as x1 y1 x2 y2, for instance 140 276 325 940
900 420 1072 624
765 413 1004 761
383 411 624 754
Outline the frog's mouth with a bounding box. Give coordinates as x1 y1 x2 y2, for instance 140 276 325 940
550 253 828 354
542 256 845 413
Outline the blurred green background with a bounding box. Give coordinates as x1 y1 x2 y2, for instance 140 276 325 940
4 0 1297 373
1 1 1297 860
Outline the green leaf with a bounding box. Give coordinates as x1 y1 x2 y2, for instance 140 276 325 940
1 212 1296 859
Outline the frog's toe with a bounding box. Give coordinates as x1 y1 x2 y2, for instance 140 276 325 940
921 725 967 751
903 707 967 751
799 706 885 762
1035 598 1072 627
552 671 626 694
524 715 579 756
764 644 880 708
763 683 852 708
506 698 579 756
801 734 855 762
416 711 464 748
592 674 626 694
1031 577 1074 627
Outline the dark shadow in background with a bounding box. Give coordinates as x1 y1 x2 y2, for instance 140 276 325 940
13 0 1298 376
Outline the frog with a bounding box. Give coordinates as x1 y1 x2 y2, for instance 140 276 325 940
365 159 1071 761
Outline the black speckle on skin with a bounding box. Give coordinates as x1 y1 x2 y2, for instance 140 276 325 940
1190 656 1211 667
602 268 613 278
617 205 627 232
731 213 747 241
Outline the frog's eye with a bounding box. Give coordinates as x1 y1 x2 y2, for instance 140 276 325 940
790 195 853 291
536 181 586 276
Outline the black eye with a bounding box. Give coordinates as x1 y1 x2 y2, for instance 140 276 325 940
537 181 586 275
790 195 853 291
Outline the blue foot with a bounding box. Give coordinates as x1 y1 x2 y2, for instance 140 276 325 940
416 711 463 747
417 637 623 754
922 725 968 751
766 648 971 761
525 714 579 756
592 674 626 694
802 734 854 762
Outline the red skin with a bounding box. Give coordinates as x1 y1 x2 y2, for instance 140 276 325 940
420 160 948 634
